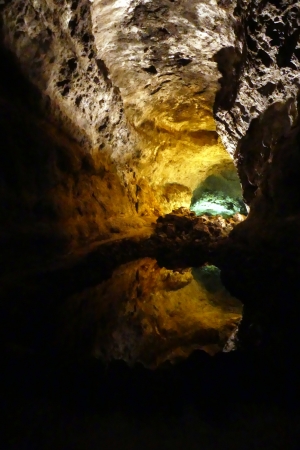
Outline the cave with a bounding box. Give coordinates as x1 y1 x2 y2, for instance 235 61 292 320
190 168 246 217
2 1 300 449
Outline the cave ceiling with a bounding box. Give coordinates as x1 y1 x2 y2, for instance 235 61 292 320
2 0 240 218
2 0 300 210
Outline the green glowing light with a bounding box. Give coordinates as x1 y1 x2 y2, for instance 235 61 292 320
190 191 246 217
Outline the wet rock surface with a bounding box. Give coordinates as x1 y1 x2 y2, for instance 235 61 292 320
151 207 245 268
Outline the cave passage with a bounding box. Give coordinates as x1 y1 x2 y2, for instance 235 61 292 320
190 168 247 218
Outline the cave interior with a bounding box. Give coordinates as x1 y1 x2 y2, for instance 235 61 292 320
1 1 300 449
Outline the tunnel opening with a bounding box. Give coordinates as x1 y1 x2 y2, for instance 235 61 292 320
190 168 247 218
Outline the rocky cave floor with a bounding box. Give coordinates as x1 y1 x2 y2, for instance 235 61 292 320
2 209 300 449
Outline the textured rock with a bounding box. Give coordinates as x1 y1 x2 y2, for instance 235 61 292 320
218 116 300 356
3 0 300 368
150 207 245 269
0 47 144 265
2 0 299 224
1 0 240 217
90 0 240 213
205 0 300 356
215 0 300 179
2 0 129 153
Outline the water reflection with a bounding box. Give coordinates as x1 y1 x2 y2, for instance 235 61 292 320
57 258 242 367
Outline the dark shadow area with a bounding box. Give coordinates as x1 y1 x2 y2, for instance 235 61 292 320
192 265 224 294
2 345 300 450
235 98 298 205
213 46 244 112
0 45 133 273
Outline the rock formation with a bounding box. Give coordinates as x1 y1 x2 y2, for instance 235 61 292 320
1 0 300 366
214 0 300 357
215 0 300 201
3 2 300 448
1 0 241 222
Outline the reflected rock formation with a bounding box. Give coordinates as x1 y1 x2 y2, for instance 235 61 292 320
56 258 241 367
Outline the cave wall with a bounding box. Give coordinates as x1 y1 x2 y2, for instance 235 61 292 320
216 0 300 154
2 0 300 355
2 0 130 154
0 46 138 268
1 0 240 221
213 0 300 353
2 0 299 236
